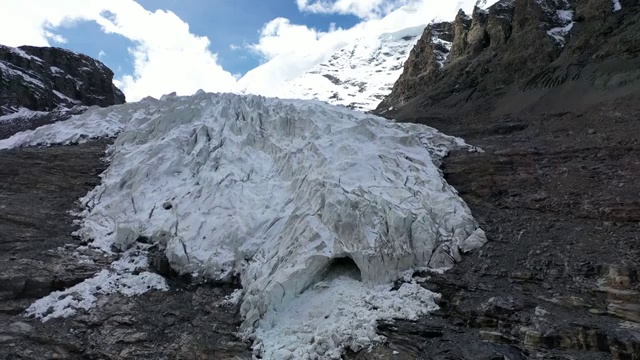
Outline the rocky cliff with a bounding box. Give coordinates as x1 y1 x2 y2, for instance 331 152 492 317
0 45 125 114
0 45 125 138
359 1 640 359
377 0 640 118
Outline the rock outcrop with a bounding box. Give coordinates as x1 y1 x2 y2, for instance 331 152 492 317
360 0 640 358
0 45 125 139
378 22 454 113
0 45 125 115
376 0 640 118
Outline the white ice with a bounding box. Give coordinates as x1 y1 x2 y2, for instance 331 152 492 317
25 249 167 322
1 92 486 358
254 277 439 359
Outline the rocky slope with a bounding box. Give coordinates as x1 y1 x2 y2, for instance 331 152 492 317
274 26 424 111
377 0 640 118
356 0 640 358
345 94 640 360
0 45 125 138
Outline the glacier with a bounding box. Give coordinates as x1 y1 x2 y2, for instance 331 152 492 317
0 92 486 358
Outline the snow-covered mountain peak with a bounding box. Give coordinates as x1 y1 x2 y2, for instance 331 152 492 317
274 25 425 111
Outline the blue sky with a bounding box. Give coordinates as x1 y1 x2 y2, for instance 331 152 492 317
54 0 361 80
0 0 482 100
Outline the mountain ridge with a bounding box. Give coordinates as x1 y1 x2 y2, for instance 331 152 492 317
356 0 640 358
0 44 125 138
376 0 640 119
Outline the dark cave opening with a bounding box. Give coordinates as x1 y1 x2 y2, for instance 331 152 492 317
320 256 362 282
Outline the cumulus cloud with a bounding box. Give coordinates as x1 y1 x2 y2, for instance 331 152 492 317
44 30 68 44
0 0 497 101
239 19 351 95
239 0 487 95
296 0 410 19
249 18 329 60
0 0 237 101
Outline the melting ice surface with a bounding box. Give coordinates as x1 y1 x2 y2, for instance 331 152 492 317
0 92 487 359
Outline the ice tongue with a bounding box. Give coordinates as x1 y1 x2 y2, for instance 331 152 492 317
1 92 486 358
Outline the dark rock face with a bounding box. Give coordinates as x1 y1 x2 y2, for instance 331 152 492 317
361 0 640 358
346 96 640 360
0 45 125 116
376 0 640 118
380 22 455 112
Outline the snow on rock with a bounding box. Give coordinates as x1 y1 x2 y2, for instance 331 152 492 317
547 9 574 45
538 0 575 46
25 249 168 322
0 61 46 89
53 89 82 104
432 30 454 68
0 105 141 149
0 108 48 123
273 26 424 111
1 92 486 358
0 44 125 118
217 289 244 307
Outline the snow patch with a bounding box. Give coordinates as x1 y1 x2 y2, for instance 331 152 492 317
0 108 48 122
25 249 167 322
432 35 453 68
547 9 574 45
2 92 485 358
2 45 43 62
53 90 81 104
539 0 575 46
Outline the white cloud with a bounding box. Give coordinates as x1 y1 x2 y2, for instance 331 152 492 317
0 0 494 102
44 30 68 44
296 0 406 19
98 50 106 60
0 0 237 101
249 18 331 60
239 0 484 95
